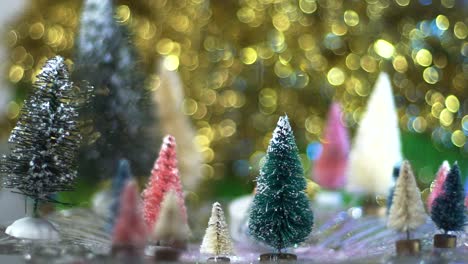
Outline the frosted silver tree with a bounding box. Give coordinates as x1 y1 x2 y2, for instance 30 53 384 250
387 160 426 238
346 72 402 195
200 202 234 258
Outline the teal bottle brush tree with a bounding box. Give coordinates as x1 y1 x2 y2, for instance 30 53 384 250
248 115 314 261
1 56 87 240
430 162 466 248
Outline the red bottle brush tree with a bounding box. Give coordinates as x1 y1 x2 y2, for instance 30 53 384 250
112 180 147 253
427 161 450 211
142 135 187 229
312 102 350 190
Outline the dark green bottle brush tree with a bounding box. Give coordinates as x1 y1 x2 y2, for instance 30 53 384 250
74 0 159 180
248 115 314 261
1 56 87 240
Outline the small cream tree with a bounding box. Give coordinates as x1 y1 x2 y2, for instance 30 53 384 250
200 202 234 259
153 190 190 247
387 160 426 239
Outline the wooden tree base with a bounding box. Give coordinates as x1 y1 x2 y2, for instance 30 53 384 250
433 234 456 248
395 239 421 256
154 246 181 261
207 256 231 262
259 253 297 262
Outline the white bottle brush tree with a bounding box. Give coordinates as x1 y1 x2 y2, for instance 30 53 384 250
387 160 427 240
200 202 235 259
1 56 88 240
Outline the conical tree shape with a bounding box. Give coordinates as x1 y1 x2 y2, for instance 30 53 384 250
112 180 147 250
152 190 190 245
431 162 466 233
75 0 158 180
1 56 82 204
154 62 202 190
248 116 314 251
200 202 234 257
427 161 450 211
108 159 133 231
387 161 426 233
346 72 402 195
313 102 349 190
142 135 187 229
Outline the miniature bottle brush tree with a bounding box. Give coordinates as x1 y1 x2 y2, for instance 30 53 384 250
152 190 190 261
387 160 426 256
427 161 450 212
142 135 187 231
200 202 235 262
75 0 158 180
1 56 86 240
108 159 133 232
248 115 314 261
111 180 147 256
430 162 466 248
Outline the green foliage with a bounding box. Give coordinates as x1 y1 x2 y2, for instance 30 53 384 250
431 163 466 232
74 0 158 179
248 116 314 251
1 56 83 201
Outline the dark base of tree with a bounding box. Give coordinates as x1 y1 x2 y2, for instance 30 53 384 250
433 234 457 248
111 245 143 257
154 246 181 261
207 256 230 262
259 253 297 262
395 239 421 256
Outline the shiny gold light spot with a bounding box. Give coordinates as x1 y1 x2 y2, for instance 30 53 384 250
274 61 293 78
182 98 198 115
454 22 467 39
393 55 408 72
415 49 432 66
331 22 348 36
345 54 360 70
116 5 131 24
156 38 174 55
445 95 460 113
327 67 345 86
435 15 449 30
374 39 395 59
7 30 18 47
451 130 465 147
219 119 236 137
29 22 45 40
395 0 410 6
240 47 258 65
360 56 377 72
431 102 444 118
413 117 427 133
163 55 179 71
344 10 359 26
201 164 214 179
237 7 255 24
441 0 455 8
439 109 453 126
298 34 315 51
305 116 321 134
201 148 215 163
259 88 277 107
272 13 290 31
7 101 20 120
299 0 317 14
462 115 468 130
9 65 24 83
423 67 439 84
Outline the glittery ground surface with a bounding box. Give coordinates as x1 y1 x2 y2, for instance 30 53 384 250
0 207 466 263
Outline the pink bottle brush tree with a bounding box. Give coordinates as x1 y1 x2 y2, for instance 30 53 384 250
112 180 147 254
312 102 350 190
142 135 187 230
427 161 450 212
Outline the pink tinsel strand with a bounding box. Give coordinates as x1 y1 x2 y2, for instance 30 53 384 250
427 161 450 212
312 102 350 190
112 180 147 248
142 135 187 229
